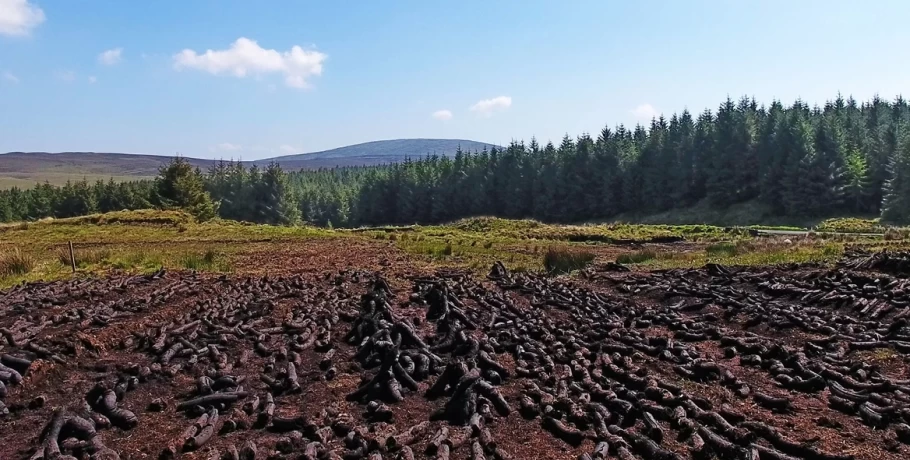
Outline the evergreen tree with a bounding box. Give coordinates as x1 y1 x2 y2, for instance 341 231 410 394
56 179 97 217
841 148 873 213
3 93 908 228
881 124 910 223
155 157 218 221
249 162 300 224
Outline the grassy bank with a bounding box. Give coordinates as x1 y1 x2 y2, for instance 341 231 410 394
2 210 908 287
0 209 336 246
0 210 333 288
612 199 909 234
613 239 845 270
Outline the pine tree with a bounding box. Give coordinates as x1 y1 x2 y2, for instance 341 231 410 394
673 110 697 205
690 110 714 203
251 162 300 224
757 101 785 211
56 179 97 217
779 108 820 215
155 157 219 221
0 193 12 222
532 142 559 220
881 124 910 223
841 148 873 213
594 125 622 217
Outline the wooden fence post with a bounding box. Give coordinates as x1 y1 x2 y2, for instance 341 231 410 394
68 242 76 273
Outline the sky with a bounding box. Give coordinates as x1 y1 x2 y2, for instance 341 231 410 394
0 0 908 160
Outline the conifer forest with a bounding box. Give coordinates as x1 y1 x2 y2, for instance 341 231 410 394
2 94 910 226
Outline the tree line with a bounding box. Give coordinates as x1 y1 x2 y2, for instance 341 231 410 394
295 94 910 226
0 159 298 225
1 94 909 226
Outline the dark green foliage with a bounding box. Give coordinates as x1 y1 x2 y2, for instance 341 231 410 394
56 180 98 218
0 179 152 223
1 94 909 227
881 123 910 224
207 160 299 224
293 94 905 227
154 157 219 221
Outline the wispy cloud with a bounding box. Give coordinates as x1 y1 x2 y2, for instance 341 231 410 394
88 76 97 84
0 0 45 36
2 71 19 83
173 37 327 89
431 109 453 121
470 96 511 117
631 103 658 120
98 47 123 65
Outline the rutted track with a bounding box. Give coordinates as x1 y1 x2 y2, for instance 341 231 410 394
1 252 909 459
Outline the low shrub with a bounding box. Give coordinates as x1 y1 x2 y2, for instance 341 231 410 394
544 247 595 274
0 248 35 277
616 250 657 265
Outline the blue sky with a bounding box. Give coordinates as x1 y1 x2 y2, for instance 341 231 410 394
0 0 907 160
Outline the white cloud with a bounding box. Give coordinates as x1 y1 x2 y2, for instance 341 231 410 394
210 142 243 152
173 37 326 89
56 70 75 82
88 76 97 84
2 71 19 83
98 48 123 65
431 109 453 121
279 144 300 154
470 96 511 117
632 103 658 120
0 0 45 36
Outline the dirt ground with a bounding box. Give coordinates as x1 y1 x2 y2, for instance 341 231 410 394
1 239 909 460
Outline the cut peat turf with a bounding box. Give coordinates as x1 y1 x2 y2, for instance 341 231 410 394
0 250 909 459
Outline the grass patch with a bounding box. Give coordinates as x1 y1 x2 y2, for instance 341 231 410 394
544 247 595 274
815 217 883 234
614 239 847 270
750 225 805 231
884 228 910 241
871 348 898 360
55 246 112 268
109 250 164 271
426 217 736 245
397 235 541 274
616 250 658 264
0 209 336 247
705 242 739 257
178 249 228 271
40 209 195 227
0 248 35 278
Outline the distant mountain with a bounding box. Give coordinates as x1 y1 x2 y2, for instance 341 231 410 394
254 139 496 169
0 139 497 188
